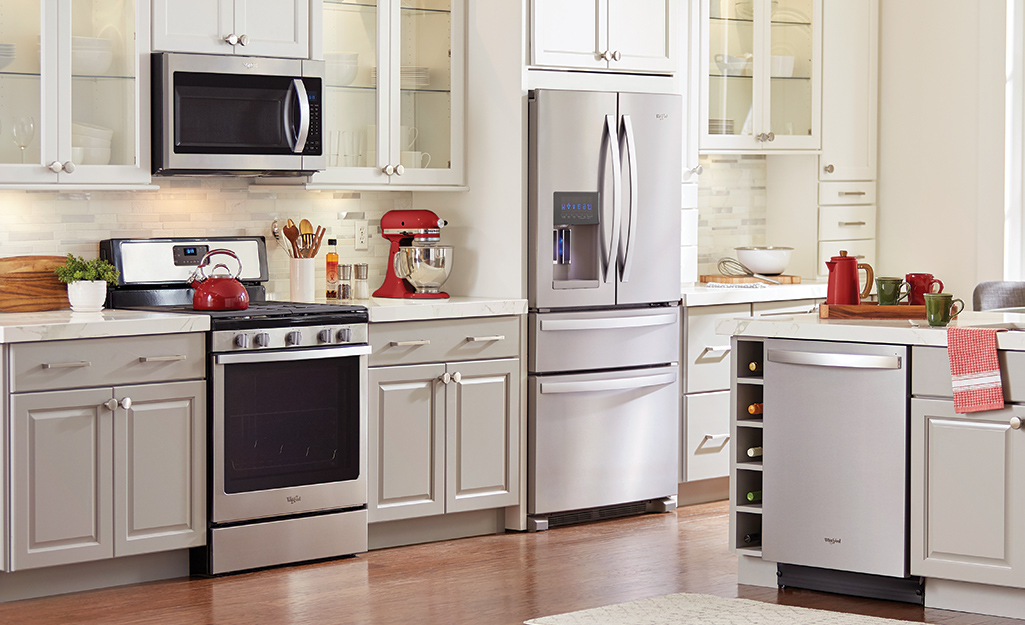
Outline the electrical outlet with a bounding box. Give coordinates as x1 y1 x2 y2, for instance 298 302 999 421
354 220 369 251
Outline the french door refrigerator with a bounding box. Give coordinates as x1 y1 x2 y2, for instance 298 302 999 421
527 89 681 530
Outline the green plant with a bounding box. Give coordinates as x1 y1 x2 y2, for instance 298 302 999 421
54 254 120 285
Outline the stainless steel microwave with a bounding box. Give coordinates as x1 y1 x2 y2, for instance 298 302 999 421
152 52 325 176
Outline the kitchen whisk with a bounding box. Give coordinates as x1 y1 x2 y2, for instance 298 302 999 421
717 257 780 285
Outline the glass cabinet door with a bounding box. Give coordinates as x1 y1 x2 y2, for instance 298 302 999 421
0 1 47 182
707 0 757 141
767 0 815 144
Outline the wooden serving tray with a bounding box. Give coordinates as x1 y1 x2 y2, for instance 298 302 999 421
819 302 927 320
0 255 70 312
700 274 802 284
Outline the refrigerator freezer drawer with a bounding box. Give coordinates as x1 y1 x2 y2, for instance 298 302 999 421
529 307 680 373
528 365 679 515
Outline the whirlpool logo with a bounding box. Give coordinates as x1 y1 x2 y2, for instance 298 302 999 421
656 113 669 121
286 495 302 504
824 537 842 545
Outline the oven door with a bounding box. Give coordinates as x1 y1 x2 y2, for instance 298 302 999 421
211 344 369 524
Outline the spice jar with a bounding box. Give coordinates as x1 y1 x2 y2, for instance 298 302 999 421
354 263 370 299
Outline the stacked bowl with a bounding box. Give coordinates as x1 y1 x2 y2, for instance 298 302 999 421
326 52 358 86
71 36 113 75
71 121 113 165
0 43 14 71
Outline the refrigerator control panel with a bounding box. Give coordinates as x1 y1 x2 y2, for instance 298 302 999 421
553 192 600 226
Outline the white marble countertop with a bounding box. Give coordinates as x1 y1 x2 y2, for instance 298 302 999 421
682 281 827 306
0 309 210 343
357 297 527 323
719 309 1025 350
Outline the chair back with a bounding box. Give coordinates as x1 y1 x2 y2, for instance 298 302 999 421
973 281 1025 311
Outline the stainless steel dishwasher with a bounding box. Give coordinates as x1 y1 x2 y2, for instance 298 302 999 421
762 338 910 583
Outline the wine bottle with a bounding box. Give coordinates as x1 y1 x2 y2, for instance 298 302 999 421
747 402 763 415
748 361 762 372
746 490 762 502
743 532 761 544
746 446 762 458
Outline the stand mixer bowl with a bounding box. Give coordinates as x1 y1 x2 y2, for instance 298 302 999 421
394 245 452 293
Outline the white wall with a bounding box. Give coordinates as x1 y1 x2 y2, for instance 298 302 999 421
877 0 1005 301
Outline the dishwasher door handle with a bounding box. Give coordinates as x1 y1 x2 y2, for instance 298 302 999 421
767 349 902 370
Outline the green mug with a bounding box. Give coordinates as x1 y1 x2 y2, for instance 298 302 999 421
875 277 910 306
924 292 965 327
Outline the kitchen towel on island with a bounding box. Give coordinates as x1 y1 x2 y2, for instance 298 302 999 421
948 327 1006 413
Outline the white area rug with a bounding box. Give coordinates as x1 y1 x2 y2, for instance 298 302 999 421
525 593 916 625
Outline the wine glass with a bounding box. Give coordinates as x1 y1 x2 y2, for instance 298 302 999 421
12 116 34 164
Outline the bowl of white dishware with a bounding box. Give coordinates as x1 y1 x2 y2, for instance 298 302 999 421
326 52 359 86
735 246 793 275
79 147 111 165
71 121 114 141
71 134 110 148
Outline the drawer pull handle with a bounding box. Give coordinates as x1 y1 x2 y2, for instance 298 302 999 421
838 221 867 227
701 345 731 357
1011 416 1022 430
139 355 187 363
838 191 867 196
702 433 730 446
42 361 90 369
467 335 505 342
391 339 430 347
756 307 816 317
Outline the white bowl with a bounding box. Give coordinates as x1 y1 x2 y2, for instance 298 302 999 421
79 147 111 165
71 134 111 148
70 146 85 164
714 53 751 76
71 121 114 141
72 36 113 49
72 48 113 75
326 52 358 86
735 246 793 275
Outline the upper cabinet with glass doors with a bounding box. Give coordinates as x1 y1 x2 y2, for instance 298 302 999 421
151 0 309 59
0 0 149 187
701 0 821 152
310 0 464 188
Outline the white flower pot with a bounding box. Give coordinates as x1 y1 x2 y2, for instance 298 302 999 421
67 280 107 312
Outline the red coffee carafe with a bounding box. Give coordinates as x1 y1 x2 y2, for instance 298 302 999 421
825 250 874 305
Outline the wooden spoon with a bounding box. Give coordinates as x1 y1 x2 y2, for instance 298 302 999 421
311 226 326 257
299 219 313 235
283 221 301 258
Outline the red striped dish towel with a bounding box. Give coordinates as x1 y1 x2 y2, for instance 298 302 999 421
948 327 1006 413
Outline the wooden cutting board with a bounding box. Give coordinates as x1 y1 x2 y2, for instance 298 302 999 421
700 274 802 284
0 256 70 312
819 303 927 320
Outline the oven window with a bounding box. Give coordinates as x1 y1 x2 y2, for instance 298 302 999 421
222 356 360 493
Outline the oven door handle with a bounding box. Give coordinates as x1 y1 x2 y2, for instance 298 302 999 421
284 78 310 154
215 344 371 365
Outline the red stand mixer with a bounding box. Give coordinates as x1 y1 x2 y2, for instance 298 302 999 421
374 209 452 299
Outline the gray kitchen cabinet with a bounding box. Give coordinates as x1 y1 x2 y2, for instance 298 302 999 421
7 334 206 571
530 0 676 74
911 397 1025 587
368 317 521 523
151 0 309 58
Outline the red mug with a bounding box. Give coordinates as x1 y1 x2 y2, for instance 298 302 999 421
906 272 943 306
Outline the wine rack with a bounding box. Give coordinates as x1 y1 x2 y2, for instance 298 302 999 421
731 336 764 554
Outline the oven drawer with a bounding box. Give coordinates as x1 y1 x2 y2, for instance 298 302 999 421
11 333 205 392
369 316 520 367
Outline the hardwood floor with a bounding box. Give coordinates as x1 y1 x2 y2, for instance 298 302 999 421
0 501 1021 624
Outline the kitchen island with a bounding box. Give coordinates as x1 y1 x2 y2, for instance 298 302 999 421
721 310 1025 620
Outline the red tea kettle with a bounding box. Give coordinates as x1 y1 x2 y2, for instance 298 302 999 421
825 250 874 305
189 249 249 311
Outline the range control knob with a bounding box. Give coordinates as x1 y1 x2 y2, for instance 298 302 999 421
317 329 334 344
336 328 352 343
254 333 271 348
286 330 302 346
234 334 250 349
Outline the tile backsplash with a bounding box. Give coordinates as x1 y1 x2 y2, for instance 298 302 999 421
0 179 406 299
696 154 767 276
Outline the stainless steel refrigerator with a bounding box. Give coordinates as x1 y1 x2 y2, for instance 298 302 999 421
527 89 681 530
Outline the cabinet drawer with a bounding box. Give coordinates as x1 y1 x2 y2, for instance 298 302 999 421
11 334 205 393
684 391 731 482
819 181 876 205
752 299 820 317
369 316 520 367
912 346 1025 401
818 205 876 241
817 240 876 277
684 304 750 393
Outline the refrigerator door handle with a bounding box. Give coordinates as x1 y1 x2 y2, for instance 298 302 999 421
619 114 639 282
540 371 677 395
599 114 622 284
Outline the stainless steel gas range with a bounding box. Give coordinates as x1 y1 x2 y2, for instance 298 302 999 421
101 237 369 575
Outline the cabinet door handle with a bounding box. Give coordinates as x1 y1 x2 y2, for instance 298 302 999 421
238 34 250 46
441 372 451 384
224 33 240 46
104 398 118 411
62 161 75 174
1011 416 1022 430
383 164 395 175
824 164 835 173
391 339 430 347
48 161 63 173
119 397 132 411
690 164 703 175
701 345 731 357
452 371 461 384
839 191 867 196
42 360 90 369
838 221 867 227
611 50 622 61
467 335 505 342
702 433 730 446
139 355 187 363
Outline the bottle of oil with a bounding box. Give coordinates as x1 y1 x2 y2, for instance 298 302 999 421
326 238 339 298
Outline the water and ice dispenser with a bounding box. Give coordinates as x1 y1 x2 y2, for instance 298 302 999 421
552 191 601 289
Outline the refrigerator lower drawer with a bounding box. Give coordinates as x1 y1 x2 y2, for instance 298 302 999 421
529 307 680 373
528 365 679 515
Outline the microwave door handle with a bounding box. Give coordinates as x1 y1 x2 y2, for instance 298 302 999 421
599 114 621 284
619 114 638 282
289 79 310 153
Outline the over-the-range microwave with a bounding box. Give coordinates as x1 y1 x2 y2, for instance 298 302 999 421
152 52 325 176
